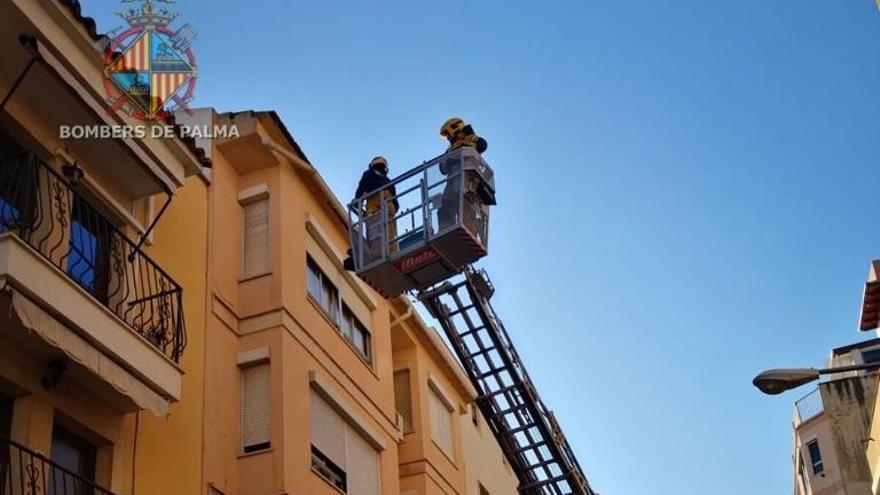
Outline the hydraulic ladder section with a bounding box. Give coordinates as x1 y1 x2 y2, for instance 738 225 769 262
419 268 597 495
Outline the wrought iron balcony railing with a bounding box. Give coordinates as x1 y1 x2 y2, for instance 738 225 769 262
0 436 117 495
0 153 186 362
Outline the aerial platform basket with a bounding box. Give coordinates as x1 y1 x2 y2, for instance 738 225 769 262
348 147 495 298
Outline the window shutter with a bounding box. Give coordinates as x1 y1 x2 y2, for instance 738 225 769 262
242 363 271 451
430 388 453 456
393 370 413 433
243 199 269 277
310 390 347 470
346 427 380 495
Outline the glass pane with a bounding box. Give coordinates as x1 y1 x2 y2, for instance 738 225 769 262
68 220 98 290
307 262 322 301
67 197 111 302
328 285 340 324
50 425 97 495
807 441 823 473
0 197 19 233
352 327 366 358
862 348 880 364
340 312 353 340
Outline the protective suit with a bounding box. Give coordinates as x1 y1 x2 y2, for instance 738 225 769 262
356 157 399 256
437 119 495 240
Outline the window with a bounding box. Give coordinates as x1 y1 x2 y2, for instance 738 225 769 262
241 363 271 453
50 425 97 495
807 439 823 475
307 257 372 362
862 348 880 365
242 198 269 277
308 256 340 323
393 370 413 433
68 196 112 303
342 305 371 362
429 385 454 458
310 390 380 495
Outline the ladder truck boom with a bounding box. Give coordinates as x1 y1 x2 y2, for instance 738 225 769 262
347 149 598 494
420 269 597 495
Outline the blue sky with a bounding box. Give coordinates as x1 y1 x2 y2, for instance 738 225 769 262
84 0 880 493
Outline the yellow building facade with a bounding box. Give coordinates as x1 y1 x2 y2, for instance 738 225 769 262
0 1 524 494
0 1 208 495
193 108 519 495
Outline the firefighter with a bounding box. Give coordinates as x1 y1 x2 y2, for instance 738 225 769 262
440 117 488 153
355 156 399 255
437 118 494 233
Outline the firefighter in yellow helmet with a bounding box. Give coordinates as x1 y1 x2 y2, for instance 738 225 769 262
356 156 399 255
440 117 488 153
437 118 493 233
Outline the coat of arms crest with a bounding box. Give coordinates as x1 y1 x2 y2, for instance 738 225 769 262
103 0 197 121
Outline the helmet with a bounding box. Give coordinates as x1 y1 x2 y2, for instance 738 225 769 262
440 117 467 138
369 156 388 173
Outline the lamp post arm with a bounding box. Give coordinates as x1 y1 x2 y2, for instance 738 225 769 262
818 362 880 375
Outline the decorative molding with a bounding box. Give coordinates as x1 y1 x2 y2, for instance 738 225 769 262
236 347 270 367
237 183 269 205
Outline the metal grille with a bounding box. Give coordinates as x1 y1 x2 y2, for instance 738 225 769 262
0 436 117 495
794 388 823 426
0 153 186 362
420 268 597 495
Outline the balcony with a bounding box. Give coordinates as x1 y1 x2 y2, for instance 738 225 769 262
0 436 117 495
0 154 186 362
0 154 186 415
793 388 823 427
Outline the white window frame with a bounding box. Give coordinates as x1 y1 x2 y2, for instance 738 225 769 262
307 255 373 363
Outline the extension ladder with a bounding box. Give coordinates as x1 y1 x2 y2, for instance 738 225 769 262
419 268 597 495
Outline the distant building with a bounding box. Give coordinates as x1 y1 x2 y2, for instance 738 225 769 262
792 340 880 495
857 261 880 495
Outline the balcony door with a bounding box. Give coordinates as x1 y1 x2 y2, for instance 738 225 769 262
50 425 97 495
67 195 113 305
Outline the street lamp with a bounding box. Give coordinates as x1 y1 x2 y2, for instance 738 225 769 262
753 363 880 395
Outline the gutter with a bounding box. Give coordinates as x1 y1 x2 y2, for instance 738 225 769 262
261 137 349 228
